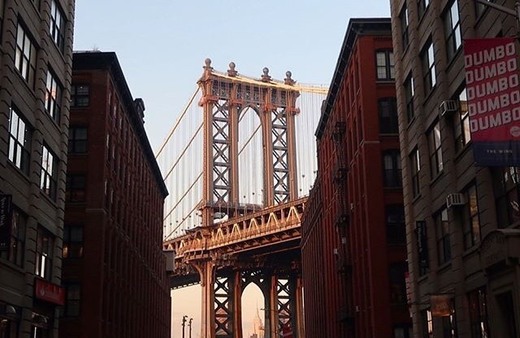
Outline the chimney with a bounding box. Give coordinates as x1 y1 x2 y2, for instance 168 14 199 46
134 98 145 124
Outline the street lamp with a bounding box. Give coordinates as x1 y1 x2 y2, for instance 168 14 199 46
182 315 188 338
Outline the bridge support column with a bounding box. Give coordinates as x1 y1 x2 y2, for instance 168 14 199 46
265 273 303 338
195 260 216 338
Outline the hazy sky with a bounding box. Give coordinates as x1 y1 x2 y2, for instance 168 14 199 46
73 1 391 337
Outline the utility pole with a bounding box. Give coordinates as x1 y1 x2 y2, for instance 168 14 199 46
188 318 193 338
182 315 188 338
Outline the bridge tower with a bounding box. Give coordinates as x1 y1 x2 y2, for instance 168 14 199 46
194 59 303 338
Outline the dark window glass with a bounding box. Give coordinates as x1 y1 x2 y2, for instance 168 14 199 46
379 98 398 134
389 263 408 304
35 227 54 279
462 184 481 250
492 166 520 227
63 224 83 259
0 208 26 267
40 145 58 200
435 208 451 264
8 106 31 174
49 0 65 52
422 41 436 94
454 87 471 152
45 69 62 123
66 174 86 202
383 150 402 188
63 283 81 317
400 5 409 50
416 220 429 275
420 309 433 338
68 126 87 153
71 85 90 107
428 121 443 177
444 1 461 60
418 0 431 18
15 23 37 87
404 74 415 122
410 149 421 197
468 288 490 338
376 50 395 80
387 204 405 245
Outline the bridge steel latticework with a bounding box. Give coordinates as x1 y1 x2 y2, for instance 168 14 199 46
162 60 326 338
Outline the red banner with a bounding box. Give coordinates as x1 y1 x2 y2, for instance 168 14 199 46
34 278 65 306
464 37 520 166
465 37 519 141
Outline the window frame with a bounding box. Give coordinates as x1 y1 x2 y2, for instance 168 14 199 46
428 120 444 177
435 208 451 265
493 166 520 227
8 106 31 175
35 227 54 279
70 84 90 108
404 74 415 123
444 0 462 61
65 174 86 203
421 40 436 94
462 183 481 250
383 150 402 188
454 86 471 152
68 126 88 153
63 224 83 259
49 0 65 52
376 50 395 81
410 148 421 197
40 144 58 200
379 97 399 134
45 68 62 123
15 22 37 87
400 4 409 51
0 207 26 267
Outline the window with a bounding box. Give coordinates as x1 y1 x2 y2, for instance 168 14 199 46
404 74 415 122
418 0 431 18
492 166 520 227
379 98 398 134
15 23 37 86
389 263 408 304
454 87 471 152
376 50 395 80
416 220 429 275
422 41 436 94
71 85 90 107
462 184 480 250
421 309 433 338
410 148 421 197
435 208 451 264
40 145 57 200
428 121 443 177
45 69 62 122
35 227 54 279
441 301 457 338
66 174 86 202
468 288 490 338
400 5 409 50
444 1 461 60
383 150 402 188
63 225 83 259
8 106 31 174
394 325 413 338
0 207 26 267
49 0 65 51
387 205 406 245
63 283 81 317
68 126 87 153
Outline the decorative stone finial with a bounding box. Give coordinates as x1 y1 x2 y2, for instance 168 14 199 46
284 71 296 85
227 62 238 77
204 58 213 71
261 67 271 82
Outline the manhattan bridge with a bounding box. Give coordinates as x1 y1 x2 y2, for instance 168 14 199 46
156 59 328 338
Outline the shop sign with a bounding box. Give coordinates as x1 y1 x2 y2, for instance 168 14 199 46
34 278 65 306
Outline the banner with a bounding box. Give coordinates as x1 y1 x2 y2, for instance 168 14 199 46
464 37 520 166
0 194 13 250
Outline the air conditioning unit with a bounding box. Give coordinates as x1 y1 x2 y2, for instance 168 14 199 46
446 193 465 208
439 100 459 118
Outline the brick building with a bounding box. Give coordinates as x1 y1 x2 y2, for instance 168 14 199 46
390 0 520 337
301 18 411 338
0 1 75 337
59 52 170 338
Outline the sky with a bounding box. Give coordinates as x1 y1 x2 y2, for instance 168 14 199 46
73 1 391 337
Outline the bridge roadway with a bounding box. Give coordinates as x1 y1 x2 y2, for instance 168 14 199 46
163 197 306 289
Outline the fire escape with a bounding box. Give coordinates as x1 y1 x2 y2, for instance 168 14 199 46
331 120 354 329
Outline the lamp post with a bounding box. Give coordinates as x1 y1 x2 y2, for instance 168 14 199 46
182 315 188 338
188 318 193 338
